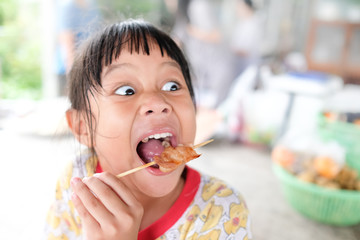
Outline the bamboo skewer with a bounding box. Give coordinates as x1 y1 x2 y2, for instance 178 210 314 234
116 139 214 178
192 139 214 149
116 162 156 178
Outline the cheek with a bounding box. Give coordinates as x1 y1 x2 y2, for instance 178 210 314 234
95 103 134 138
181 104 197 142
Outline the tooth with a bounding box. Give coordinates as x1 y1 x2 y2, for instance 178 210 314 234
162 141 170 147
142 133 172 142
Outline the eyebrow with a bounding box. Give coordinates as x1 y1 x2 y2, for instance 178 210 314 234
162 61 181 71
102 60 181 79
101 63 133 79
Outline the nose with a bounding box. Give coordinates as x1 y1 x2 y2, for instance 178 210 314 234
140 93 172 116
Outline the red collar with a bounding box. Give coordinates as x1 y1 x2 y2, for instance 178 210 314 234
96 163 200 239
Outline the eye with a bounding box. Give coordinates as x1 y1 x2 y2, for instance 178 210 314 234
115 85 135 96
162 81 180 91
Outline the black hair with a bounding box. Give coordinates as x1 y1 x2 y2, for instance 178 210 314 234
244 0 254 10
67 19 195 152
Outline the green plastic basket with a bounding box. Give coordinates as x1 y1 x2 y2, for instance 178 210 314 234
317 114 360 175
273 164 360 226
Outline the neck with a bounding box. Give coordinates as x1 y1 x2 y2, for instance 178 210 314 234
138 176 185 230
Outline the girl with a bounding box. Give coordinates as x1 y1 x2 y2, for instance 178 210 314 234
45 19 252 240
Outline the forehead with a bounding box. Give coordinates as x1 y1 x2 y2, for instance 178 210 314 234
103 39 168 64
101 46 181 78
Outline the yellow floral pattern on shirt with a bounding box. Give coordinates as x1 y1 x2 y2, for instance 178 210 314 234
156 176 252 240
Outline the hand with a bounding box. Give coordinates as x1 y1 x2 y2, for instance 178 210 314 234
71 172 144 240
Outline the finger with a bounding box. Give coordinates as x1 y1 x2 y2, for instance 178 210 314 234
70 178 101 231
86 173 143 221
94 172 142 210
72 177 139 238
82 174 130 216
71 177 114 224
82 174 143 235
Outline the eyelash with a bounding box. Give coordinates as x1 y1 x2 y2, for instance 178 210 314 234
162 81 181 91
114 81 181 96
114 85 135 96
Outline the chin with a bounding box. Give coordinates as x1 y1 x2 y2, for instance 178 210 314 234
135 166 185 198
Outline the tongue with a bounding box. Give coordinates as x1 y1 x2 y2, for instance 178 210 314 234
137 139 165 163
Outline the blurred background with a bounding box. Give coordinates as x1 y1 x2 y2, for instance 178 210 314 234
1 0 360 239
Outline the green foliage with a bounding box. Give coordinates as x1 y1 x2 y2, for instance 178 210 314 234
0 0 17 24
0 31 41 99
98 0 163 24
0 0 168 100
0 0 42 99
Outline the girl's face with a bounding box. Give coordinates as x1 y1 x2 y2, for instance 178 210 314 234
87 45 196 198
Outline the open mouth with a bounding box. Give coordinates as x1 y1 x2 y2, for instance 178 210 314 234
136 133 173 168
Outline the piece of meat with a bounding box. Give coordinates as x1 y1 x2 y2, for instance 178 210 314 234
117 139 212 178
154 145 201 172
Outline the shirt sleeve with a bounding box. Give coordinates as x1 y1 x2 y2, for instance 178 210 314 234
43 162 82 240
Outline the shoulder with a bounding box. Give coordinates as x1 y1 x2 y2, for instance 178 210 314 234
198 173 244 204
178 171 252 239
44 151 97 239
56 151 97 194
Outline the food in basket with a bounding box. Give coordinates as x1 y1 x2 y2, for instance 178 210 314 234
335 166 360 190
273 129 360 226
323 111 360 125
318 111 360 176
271 146 295 170
272 145 360 191
273 163 360 226
313 156 341 179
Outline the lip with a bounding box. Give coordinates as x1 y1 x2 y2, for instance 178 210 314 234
144 165 174 176
133 126 179 174
135 127 178 148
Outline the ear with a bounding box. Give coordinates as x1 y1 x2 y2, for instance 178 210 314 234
66 109 92 147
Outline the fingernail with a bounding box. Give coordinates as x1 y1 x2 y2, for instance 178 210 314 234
71 177 81 186
71 192 79 201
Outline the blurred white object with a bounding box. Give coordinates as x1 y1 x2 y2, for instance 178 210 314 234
1 97 70 136
324 84 360 113
266 72 343 97
315 1 341 21
284 52 308 72
347 7 360 22
265 72 343 141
